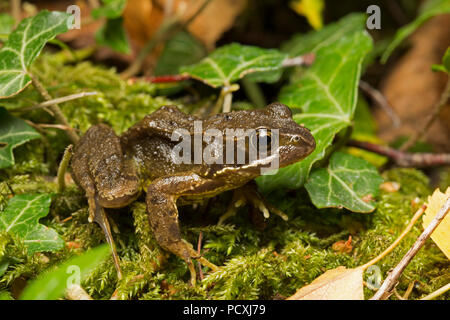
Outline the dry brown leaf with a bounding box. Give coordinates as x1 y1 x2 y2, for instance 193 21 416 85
422 187 450 260
287 266 364 300
123 0 248 49
375 14 450 152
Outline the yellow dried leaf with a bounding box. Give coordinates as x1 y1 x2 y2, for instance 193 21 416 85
289 0 324 30
422 187 450 260
287 266 364 300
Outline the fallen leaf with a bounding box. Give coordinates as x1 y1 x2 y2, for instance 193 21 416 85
289 0 324 30
376 15 450 152
287 266 364 300
422 187 450 260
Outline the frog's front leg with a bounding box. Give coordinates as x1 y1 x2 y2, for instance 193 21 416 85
145 173 219 285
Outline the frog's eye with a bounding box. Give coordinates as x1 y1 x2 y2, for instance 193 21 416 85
251 129 272 152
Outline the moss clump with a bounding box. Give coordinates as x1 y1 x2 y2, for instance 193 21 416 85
0 53 448 299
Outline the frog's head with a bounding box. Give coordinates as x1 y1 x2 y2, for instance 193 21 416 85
252 102 315 170
206 102 315 177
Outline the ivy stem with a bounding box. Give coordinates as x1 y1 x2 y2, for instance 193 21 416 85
371 198 450 300
400 77 450 151
57 144 73 193
30 74 79 144
360 204 426 271
241 77 266 108
347 139 450 167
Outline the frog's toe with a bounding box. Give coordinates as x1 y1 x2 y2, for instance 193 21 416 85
219 184 289 225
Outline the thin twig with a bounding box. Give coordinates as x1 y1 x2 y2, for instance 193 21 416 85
359 80 401 127
348 140 450 167
400 78 450 151
371 198 450 300
11 0 21 26
402 281 416 300
421 282 450 300
30 74 79 143
121 0 214 79
57 145 73 192
282 53 316 67
13 92 98 113
197 231 204 281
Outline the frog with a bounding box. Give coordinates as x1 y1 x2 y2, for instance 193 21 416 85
70 102 315 284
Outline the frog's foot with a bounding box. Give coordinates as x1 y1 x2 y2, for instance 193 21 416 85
185 244 219 272
87 195 123 280
218 183 288 225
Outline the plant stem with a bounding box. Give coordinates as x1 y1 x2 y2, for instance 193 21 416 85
347 139 450 167
241 77 266 108
13 91 98 113
57 144 73 193
359 80 400 127
371 198 450 300
400 77 450 151
11 0 21 25
360 204 426 271
30 74 79 143
421 282 450 300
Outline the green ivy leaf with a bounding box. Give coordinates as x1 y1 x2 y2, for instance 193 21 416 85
0 107 40 169
0 194 64 254
92 0 127 19
0 10 71 98
304 152 383 212
381 0 450 63
257 14 372 191
20 244 110 300
180 43 288 87
155 31 206 76
0 13 15 35
95 17 130 54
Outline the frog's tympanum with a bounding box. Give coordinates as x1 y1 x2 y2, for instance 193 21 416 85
71 102 315 283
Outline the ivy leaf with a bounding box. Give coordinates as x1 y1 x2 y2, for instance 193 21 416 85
20 244 110 300
304 152 383 213
92 0 127 19
381 0 450 63
432 47 450 73
257 14 372 191
0 13 15 35
95 17 130 54
0 107 40 169
0 10 71 98
0 194 64 254
155 31 206 76
180 43 288 87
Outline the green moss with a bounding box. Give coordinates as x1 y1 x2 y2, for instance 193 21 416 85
0 51 447 299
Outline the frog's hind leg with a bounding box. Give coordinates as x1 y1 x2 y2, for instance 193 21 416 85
87 195 123 280
72 124 140 280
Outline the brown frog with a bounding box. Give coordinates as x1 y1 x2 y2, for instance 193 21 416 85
71 102 315 283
